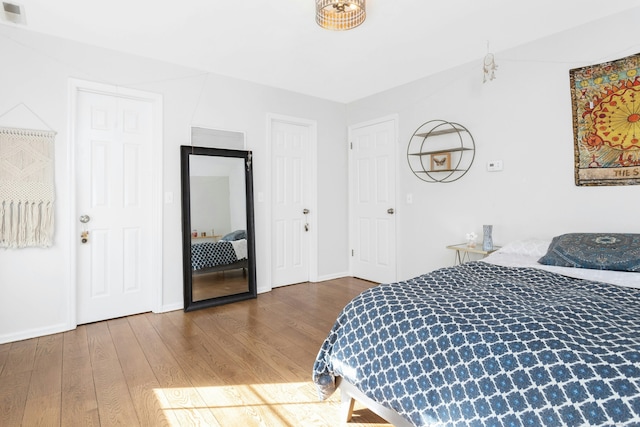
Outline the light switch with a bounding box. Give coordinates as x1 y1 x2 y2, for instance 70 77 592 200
406 193 413 204
487 160 503 172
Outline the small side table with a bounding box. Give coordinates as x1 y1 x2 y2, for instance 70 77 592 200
446 243 500 265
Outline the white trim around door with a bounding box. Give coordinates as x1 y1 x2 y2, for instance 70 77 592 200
67 79 163 329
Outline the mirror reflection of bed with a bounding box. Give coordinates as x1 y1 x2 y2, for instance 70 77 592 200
190 229 249 301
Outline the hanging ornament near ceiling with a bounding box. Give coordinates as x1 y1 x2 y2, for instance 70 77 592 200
483 42 498 83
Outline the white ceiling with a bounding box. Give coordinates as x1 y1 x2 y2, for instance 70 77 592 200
5 0 639 103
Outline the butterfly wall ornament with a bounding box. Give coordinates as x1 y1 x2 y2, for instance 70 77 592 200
434 157 447 166
430 152 451 171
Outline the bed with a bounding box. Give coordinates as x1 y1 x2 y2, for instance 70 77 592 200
313 233 640 426
191 230 248 274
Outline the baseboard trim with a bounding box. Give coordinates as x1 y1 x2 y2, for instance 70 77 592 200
157 302 183 313
0 322 74 345
314 271 350 282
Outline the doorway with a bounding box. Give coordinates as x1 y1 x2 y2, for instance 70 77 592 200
70 80 163 325
268 114 318 288
349 116 398 284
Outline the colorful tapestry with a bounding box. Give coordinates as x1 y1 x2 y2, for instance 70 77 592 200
569 53 640 186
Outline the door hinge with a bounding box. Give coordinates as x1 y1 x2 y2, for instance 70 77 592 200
351 249 354 256
350 142 353 150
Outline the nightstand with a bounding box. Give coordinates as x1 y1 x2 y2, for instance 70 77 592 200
446 243 500 265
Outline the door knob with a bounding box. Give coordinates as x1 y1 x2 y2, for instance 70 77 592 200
79 215 90 244
387 208 395 214
303 208 310 231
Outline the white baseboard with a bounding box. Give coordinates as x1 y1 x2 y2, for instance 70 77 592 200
156 302 183 313
256 272 351 294
0 321 74 345
314 271 350 282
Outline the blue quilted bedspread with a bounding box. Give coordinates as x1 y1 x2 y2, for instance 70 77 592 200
191 241 237 271
313 262 640 426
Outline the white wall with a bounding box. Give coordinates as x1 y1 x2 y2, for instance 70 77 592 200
0 25 348 343
190 176 231 237
346 8 640 281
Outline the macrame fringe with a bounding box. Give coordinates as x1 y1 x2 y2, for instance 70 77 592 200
0 200 54 248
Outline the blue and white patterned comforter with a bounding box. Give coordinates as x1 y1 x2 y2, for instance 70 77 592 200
191 240 239 271
313 262 640 426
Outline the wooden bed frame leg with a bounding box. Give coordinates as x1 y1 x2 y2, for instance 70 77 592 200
341 392 356 422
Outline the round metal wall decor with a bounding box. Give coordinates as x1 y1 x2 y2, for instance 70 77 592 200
406 120 475 183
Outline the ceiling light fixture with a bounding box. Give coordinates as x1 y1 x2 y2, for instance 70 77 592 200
315 0 366 31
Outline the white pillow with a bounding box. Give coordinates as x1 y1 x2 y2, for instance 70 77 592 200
497 239 551 257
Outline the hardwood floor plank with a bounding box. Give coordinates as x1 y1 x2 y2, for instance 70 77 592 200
21 334 63 427
0 341 10 375
1 339 37 376
61 326 100 427
0 278 393 427
149 311 275 426
62 324 91 360
171 308 329 426
0 371 31 427
107 318 173 427
86 321 141 427
127 314 221 427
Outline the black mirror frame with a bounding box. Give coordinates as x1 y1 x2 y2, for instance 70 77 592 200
180 145 257 311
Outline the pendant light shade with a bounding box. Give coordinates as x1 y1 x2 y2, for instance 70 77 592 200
316 0 366 31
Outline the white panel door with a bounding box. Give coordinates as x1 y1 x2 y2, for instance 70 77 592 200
350 118 397 283
271 119 312 287
76 90 154 324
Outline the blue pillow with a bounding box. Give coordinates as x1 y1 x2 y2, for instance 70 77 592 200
220 229 246 241
538 233 640 272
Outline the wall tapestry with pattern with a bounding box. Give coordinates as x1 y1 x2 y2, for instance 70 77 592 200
0 127 56 248
570 52 640 186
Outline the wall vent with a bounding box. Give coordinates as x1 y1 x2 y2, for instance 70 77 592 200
2 2 26 25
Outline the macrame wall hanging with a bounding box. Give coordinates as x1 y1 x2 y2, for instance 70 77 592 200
0 126 56 248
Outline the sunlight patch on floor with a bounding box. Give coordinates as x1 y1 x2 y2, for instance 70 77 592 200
153 381 342 426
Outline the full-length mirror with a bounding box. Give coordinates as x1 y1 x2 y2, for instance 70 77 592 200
181 144 256 311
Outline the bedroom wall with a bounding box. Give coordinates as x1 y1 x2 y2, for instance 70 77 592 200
190 176 231 237
346 7 640 281
0 25 348 343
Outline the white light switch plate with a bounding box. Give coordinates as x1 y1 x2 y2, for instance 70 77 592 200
487 160 503 172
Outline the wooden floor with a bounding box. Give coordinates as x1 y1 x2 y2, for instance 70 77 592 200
0 277 394 427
